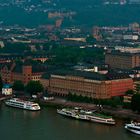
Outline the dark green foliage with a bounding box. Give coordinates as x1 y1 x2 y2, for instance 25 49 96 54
0 43 30 54
125 90 134 95
0 76 3 90
95 97 123 108
67 92 124 107
47 46 104 66
135 84 140 93
13 80 24 91
131 94 140 112
123 102 131 109
67 93 93 103
25 81 44 95
99 99 116 107
86 36 96 44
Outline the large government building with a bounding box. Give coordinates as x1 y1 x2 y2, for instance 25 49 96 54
41 70 133 99
105 51 140 69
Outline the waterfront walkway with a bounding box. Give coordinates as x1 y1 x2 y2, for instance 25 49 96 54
44 98 140 120
0 95 13 101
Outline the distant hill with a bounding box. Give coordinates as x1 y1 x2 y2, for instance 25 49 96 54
0 0 140 27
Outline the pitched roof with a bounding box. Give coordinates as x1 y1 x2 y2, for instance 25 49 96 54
0 62 15 70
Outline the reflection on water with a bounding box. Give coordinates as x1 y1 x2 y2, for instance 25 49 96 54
23 110 41 119
0 105 140 140
3 105 41 120
94 125 112 134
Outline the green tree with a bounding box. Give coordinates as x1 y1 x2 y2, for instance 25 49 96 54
0 76 3 90
131 94 140 112
125 90 134 95
86 35 96 43
47 46 104 66
13 80 24 91
1 43 30 54
25 81 44 96
136 84 140 93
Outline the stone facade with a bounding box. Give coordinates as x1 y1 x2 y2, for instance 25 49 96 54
40 73 133 99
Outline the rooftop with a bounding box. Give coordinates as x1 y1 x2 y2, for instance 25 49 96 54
1 62 47 73
106 50 140 56
3 84 12 88
42 69 131 81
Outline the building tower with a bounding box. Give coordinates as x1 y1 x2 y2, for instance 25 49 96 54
93 26 102 40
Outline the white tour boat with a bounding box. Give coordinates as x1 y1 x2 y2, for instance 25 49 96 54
125 122 140 135
5 98 41 111
57 108 115 125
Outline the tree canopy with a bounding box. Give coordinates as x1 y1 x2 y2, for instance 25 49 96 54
86 35 96 44
25 81 44 95
0 76 3 90
47 46 104 66
0 43 30 54
13 80 24 91
131 94 140 112
125 90 134 95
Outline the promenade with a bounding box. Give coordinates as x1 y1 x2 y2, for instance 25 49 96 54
43 98 140 120
1 95 140 120
0 95 13 101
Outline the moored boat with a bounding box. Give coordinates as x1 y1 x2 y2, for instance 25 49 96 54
57 108 115 125
125 122 140 135
5 98 41 111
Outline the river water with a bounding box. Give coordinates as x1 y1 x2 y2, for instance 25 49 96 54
0 104 140 140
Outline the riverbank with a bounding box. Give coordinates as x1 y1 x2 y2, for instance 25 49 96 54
39 98 140 120
0 95 13 101
2 96 140 120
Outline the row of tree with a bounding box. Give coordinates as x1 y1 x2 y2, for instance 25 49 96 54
67 91 140 113
12 80 44 96
67 93 93 103
131 93 140 112
67 93 123 107
125 89 140 112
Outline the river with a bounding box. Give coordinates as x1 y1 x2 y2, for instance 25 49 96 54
0 104 140 140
